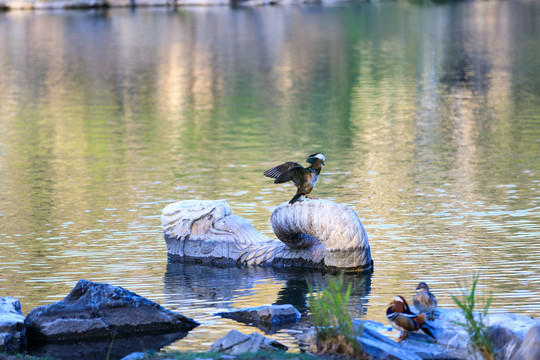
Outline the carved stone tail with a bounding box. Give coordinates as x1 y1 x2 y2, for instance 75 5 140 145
271 199 372 271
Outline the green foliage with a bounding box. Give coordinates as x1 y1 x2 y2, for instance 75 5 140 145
105 332 116 360
451 274 495 360
307 273 365 357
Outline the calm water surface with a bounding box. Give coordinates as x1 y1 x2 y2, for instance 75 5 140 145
0 0 539 356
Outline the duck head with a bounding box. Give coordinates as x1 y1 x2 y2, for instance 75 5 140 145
389 295 412 314
416 282 430 292
306 152 325 169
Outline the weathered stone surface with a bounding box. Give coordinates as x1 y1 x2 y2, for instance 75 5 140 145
216 304 300 327
271 199 372 269
161 199 373 272
25 279 199 342
293 329 318 353
162 200 274 264
359 322 423 360
512 324 540 360
210 329 288 355
0 297 26 353
490 326 522 360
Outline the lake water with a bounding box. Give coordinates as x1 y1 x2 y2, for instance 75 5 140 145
0 0 539 357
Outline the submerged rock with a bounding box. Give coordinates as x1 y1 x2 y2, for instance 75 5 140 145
161 199 373 272
24 279 199 342
216 304 301 327
210 329 288 355
0 297 26 353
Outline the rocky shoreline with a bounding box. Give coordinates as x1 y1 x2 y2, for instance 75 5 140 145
1 280 200 359
2 279 539 360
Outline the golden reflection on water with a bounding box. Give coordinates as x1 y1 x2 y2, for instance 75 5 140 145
0 1 539 356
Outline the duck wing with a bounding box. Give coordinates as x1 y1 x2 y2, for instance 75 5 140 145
387 312 421 332
263 162 305 185
413 291 437 310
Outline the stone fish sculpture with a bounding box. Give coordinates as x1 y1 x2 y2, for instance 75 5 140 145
161 199 373 272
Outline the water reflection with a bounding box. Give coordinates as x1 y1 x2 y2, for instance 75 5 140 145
163 262 372 349
164 262 372 315
28 331 191 360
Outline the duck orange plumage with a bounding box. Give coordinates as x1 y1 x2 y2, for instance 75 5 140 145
386 295 436 342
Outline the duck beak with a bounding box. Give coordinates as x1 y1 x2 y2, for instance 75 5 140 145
321 160 325 166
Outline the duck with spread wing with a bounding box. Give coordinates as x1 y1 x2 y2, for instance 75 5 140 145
264 152 325 204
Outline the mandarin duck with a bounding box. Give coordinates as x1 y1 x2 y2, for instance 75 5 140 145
263 152 325 204
413 282 438 320
386 295 436 342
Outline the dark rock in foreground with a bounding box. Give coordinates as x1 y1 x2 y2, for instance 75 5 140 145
0 297 26 353
211 329 288 355
216 304 301 327
24 279 199 342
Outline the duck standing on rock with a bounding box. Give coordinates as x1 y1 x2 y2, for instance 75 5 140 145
263 152 325 204
386 295 436 342
413 282 438 320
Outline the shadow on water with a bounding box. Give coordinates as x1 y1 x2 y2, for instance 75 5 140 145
164 261 373 330
27 331 190 360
